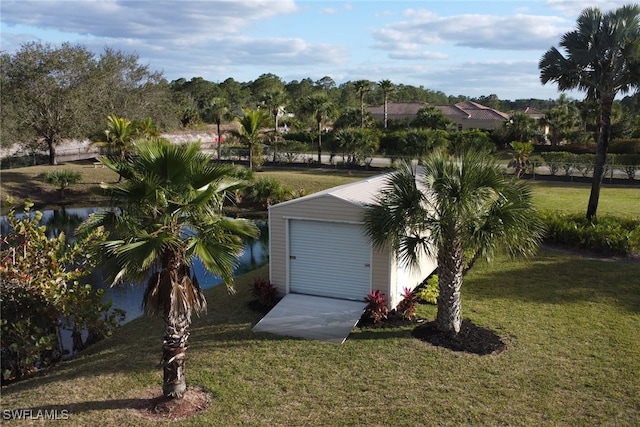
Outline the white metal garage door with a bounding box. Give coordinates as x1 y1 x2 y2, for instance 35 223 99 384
289 220 371 301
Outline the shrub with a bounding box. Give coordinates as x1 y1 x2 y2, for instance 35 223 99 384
363 290 389 324
395 287 417 321
39 169 82 198
416 274 439 305
540 211 640 257
247 177 294 208
251 278 280 309
0 200 123 383
616 154 640 180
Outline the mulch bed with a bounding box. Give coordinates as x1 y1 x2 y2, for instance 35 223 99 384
411 318 507 355
132 386 211 421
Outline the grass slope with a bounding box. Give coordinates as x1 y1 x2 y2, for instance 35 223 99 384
2 251 639 426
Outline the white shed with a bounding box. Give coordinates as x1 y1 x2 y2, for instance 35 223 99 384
268 173 437 309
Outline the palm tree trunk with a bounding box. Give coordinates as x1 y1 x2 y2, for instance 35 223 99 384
317 120 322 164
162 310 190 398
586 96 613 220
436 234 464 334
383 94 388 129
216 121 222 160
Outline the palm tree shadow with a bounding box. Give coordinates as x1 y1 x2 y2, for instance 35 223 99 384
465 248 640 313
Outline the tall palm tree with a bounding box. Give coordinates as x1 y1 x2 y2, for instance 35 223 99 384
363 150 544 334
539 4 640 219
204 96 233 160
260 89 288 161
300 92 335 163
78 138 258 398
353 80 372 128
378 79 395 129
232 108 270 171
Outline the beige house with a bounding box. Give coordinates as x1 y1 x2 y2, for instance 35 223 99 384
367 101 510 130
268 173 436 309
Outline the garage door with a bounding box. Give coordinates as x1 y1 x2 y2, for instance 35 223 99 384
289 220 371 301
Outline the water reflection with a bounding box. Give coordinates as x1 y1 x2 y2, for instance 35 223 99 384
1 207 269 323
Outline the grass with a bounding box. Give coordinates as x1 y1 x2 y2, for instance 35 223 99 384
1 161 638 217
1 252 639 426
528 180 640 216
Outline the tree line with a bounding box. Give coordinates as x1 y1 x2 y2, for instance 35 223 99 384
3 40 638 168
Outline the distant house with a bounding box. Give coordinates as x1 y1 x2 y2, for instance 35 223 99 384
367 101 510 131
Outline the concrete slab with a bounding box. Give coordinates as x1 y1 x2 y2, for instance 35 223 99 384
252 294 367 344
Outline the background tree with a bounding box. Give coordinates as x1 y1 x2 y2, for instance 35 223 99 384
1 42 172 164
299 93 335 163
540 95 581 146
353 80 373 128
77 139 258 398
411 105 454 130
203 97 233 160
232 109 270 171
260 89 289 160
1 42 96 165
540 4 640 219
378 79 396 129
363 150 544 334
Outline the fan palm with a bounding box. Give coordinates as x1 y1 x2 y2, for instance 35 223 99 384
78 138 258 398
539 4 640 219
363 149 544 334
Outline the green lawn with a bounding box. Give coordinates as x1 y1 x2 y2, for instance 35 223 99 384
2 251 639 426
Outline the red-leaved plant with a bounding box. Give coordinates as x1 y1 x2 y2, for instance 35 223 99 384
396 287 417 321
251 278 279 309
364 290 389 324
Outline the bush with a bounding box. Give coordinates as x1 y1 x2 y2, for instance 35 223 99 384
540 211 640 257
395 287 417 321
363 290 389 324
39 169 82 198
251 278 280 309
247 177 294 208
416 274 439 305
0 200 123 383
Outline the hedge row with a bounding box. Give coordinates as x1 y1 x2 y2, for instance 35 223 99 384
540 211 640 257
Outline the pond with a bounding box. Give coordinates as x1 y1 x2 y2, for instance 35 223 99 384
1 206 269 323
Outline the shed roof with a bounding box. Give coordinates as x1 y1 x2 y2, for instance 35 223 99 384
269 173 393 210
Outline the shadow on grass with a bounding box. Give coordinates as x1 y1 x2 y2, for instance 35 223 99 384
465 247 640 313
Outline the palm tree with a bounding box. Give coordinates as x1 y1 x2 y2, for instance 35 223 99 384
300 93 335 163
90 115 136 182
91 114 135 161
363 150 544 334
232 108 270 171
353 80 372 128
540 95 580 146
260 89 288 161
378 79 395 129
539 4 640 219
204 97 233 160
78 138 258 398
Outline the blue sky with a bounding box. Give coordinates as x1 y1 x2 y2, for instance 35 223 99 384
0 0 631 101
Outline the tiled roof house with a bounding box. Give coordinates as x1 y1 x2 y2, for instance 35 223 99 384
367 101 511 130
